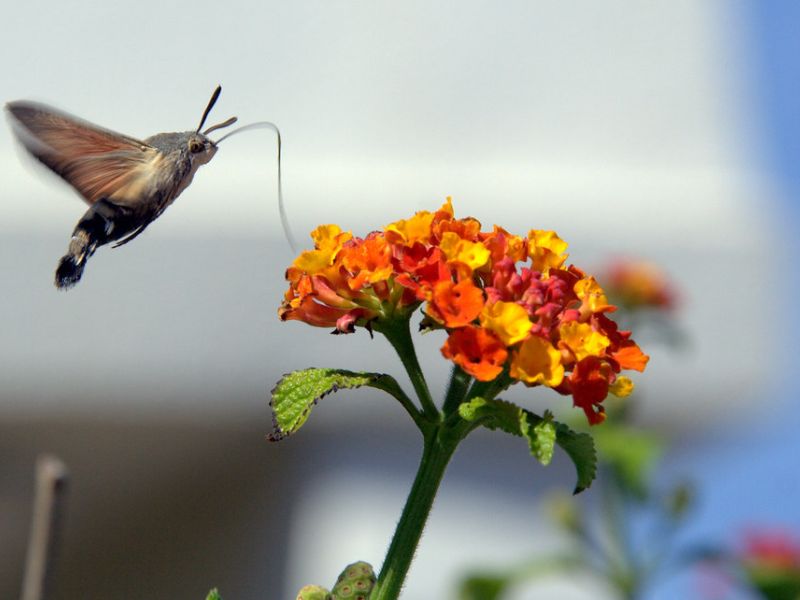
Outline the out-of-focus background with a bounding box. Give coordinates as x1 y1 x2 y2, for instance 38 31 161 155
0 2 797 599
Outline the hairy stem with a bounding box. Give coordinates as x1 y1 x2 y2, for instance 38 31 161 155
442 365 472 416
372 429 457 600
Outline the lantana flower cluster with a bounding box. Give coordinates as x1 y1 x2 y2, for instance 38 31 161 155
279 200 648 424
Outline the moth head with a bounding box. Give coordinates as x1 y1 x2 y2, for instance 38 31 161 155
186 133 217 165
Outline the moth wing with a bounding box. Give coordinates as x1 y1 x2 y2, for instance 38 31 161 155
6 101 157 205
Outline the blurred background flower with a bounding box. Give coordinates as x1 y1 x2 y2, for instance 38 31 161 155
0 2 798 599
601 259 676 313
740 531 800 600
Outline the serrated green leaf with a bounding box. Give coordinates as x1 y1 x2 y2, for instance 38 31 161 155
204 589 222 600
269 369 392 440
459 398 597 493
553 423 597 494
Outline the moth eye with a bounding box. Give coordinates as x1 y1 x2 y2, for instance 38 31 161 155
188 140 204 154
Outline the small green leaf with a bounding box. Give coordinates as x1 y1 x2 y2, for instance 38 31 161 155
204 589 222 600
459 398 597 493
523 411 556 466
269 369 394 440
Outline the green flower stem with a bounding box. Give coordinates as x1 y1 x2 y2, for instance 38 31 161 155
375 317 439 421
372 429 458 600
441 365 472 416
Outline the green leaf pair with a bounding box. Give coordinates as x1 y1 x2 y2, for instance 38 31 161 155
458 398 597 494
269 369 597 492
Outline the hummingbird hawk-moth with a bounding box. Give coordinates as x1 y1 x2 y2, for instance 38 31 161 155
6 86 291 289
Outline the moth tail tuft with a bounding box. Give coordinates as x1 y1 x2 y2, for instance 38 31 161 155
55 254 85 290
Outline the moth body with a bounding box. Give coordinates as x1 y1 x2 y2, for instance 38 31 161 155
6 87 231 289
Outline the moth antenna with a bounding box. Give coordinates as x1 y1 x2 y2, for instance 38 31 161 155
216 121 298 253
203 116 237 136
196 85 222 133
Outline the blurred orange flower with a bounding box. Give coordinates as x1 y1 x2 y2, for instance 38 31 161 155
603 259 676 310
